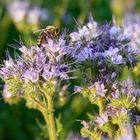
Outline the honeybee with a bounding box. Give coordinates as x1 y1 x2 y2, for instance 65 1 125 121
37 26 59 47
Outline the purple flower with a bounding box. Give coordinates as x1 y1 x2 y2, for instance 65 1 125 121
3 85 13 98
68 15 138 80
0 58 25 78
57 64 69 79
119 135 133 140
44 38 67 63
23 69 39 83
35 50 46 70
110 80 140 99
4 57 17 69
104 47 123 64
70 19 98 42
111 89 120 98
69 41 93 62
94 82 107 97
120 80 137 97
87 21 98 32
70 32 81 42
0 67 12 78
68 15 139 89
42 64 57 80
76 47 93 61
74 86 83 93
109 26 121 37
19 46 39 64
107 105 128 117
42 64 69 81
95 112 108 126
79 26 90 40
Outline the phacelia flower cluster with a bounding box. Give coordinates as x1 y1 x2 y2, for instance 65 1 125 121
81 80 140 140
0 35 71 103
69 16 138 85
74 81 107 104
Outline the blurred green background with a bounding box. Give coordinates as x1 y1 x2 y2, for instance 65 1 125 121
0 0 140 140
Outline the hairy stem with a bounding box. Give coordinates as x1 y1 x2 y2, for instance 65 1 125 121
38 84 57 140
47 95 57 140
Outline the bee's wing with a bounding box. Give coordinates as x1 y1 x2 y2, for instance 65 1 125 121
33 29 46 34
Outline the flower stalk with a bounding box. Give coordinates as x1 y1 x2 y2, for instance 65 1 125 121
46 95 57 140
38 84 57 140
96 98 106 115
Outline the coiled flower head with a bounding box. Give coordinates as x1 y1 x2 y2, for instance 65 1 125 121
0 34 72 104
69 16 138 85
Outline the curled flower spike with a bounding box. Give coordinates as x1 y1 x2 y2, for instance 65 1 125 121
0 30 75 140
95 112 108 127
104 47 123 65
70 19 98 42
111 80 140 98
74 81 107 104
94 81 107 97
68 15 139 88
23 68 39 83
0 33 73 99
109 80 139 109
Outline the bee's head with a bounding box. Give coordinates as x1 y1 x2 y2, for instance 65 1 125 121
48 25 58 29
46 26 57 30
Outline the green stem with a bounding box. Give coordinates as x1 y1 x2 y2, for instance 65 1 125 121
47 95 57 140
96 97 106 115
41 110 49 128
38 84 57 140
